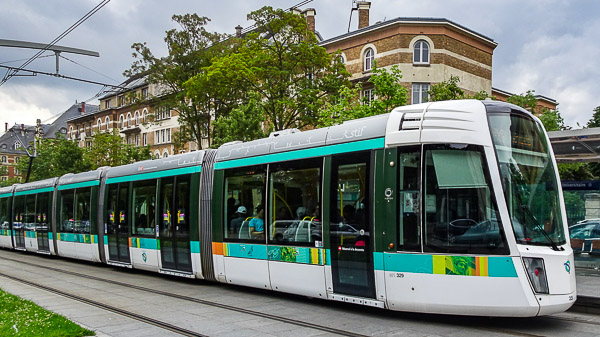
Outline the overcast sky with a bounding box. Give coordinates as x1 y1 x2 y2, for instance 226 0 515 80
1 0 598 135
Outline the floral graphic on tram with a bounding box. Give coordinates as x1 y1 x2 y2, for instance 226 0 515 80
432 256 489 276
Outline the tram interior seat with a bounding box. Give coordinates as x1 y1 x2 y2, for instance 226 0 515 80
571 238 584 254
294 219 309 242
239 220 250 239
590 240 600 256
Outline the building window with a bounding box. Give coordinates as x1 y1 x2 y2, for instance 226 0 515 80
413 40 430 64
127 113 132 127
364 47 374 71
97 119 102 130
142 88 149 98
202 122 209 138
104 100 111 109
134 111 140 125
154 151 160 159
1 177 6 182
15 157 19 163
119 115 124 129
14 141 20 150
362 89 374 106
166 129 171 143
161 130 165 143
143 133 147 146
105 117 110 130
1 156 6 163
119 95 125 107
15 168 20 175
162 151 169 158
143 109 148 123
135 134 140 146
412 83 430 104
155 131 160 144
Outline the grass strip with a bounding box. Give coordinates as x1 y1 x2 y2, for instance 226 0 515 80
0 287 95 337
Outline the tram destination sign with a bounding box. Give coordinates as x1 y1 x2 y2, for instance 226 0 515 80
561 180 600 191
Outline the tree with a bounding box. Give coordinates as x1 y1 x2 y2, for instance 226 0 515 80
85 129 151 168
506 90 538 112
190 6 350 134
317 64 408 127
211 97 266 147
126 13 232 149
587 106 600 128
428 75 490 102
15 134 91 182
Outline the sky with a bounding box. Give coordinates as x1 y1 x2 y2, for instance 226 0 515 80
0 0 598 135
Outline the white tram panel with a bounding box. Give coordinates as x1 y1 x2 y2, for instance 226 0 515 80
269 261 326 298
223 256 271 290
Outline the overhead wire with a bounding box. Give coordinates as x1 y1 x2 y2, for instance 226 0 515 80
59 54 120 84
0 0 112 87
0 54 53 65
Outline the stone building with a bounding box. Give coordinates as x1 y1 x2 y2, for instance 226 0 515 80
66 74 200 159
319 1 496 104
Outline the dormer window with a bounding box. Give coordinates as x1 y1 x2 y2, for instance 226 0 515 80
364 48 375 71
141 88 149 98
119 95 126 107
105 100 111 109
413 40 430 64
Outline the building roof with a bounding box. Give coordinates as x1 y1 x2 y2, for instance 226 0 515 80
98 73 148 101
0 124 44 155
319 17 496 47
45 103 98 138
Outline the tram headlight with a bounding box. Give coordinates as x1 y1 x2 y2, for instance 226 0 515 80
523 257 549 294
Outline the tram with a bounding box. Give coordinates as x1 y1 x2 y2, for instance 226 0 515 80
0 100 576 316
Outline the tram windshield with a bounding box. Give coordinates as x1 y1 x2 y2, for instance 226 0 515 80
488 112 566 246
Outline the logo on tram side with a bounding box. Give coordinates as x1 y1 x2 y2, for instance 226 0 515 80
564 260 571 274
142 252 147 263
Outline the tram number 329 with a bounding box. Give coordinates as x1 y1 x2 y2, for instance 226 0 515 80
389 273 405 278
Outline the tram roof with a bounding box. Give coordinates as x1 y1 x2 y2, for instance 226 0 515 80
215 113 389 164
104 150 204 179
57 168 105 187
549 127 600 163
14 177 57 192
0 185 14 195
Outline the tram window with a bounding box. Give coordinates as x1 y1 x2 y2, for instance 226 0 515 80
74 188 91 234
423 145 508 254
60 191 75 232
0 197 9 229
175 175 190 238
223 165 266 241
24 194 36 231
398 148 421 252
36 192 49 231
13 196 25 228
268 158 322 246
133 180 156 237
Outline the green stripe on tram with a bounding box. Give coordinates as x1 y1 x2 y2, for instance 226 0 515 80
106 166 201 184
375 252 518 277
215 137 385 170
14 187 54 196
0 193 12 198
58 180 99 190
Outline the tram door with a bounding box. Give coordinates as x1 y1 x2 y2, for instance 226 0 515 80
106 183 131 263
159 175 192 272
329 152 376 299
12 195 26 250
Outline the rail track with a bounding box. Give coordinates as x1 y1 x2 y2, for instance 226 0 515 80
1 252 599 337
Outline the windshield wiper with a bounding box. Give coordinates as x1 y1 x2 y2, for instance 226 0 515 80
520 205 564 251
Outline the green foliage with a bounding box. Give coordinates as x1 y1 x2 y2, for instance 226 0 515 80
587 106 600 128
126 13 231 148
211 98 266 147
0 288 94 336
15 134 91 182
317 64 408 127
85 129 151 168
558 162 594 180
428 75 464 101
428 75 491 102
506 90 538 112
538 108 566 131
190 6 350 135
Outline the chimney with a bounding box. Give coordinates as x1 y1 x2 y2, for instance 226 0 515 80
235 25 242 38
302 8 316 33
4 123 7 132
21 124 25 136
358 1 371 29
292 7 302 16
81 102 86 115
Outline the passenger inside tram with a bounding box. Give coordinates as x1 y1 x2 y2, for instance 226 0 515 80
249 204 265 239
